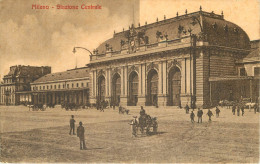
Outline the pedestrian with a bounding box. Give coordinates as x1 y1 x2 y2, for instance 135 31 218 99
190 111 195 123
129 116 138 137
140 106 146 116
119 105 122 114
69 115 76 135
241 105 245 116
77 121 87 150
185 104 190 114
207 109 214 122
215 107 220 117
237 106 240 116
112 102 115 110
197 108 203 123
254 103 257 114
232 105 236 115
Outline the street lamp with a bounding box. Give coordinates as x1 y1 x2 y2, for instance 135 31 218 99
184 10 204 109
72 47 93 68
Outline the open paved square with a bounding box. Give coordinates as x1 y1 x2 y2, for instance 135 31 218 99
0 105 259 163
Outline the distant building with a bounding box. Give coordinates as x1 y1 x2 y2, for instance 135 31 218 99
0 65 51 105
17 67 90 106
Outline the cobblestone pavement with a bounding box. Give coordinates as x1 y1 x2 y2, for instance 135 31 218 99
0 105 259 163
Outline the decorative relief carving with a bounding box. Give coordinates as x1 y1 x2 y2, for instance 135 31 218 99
97 69 105 77
147 62 159 72
167 59 182 71
111 67 121 76
128 65 139 75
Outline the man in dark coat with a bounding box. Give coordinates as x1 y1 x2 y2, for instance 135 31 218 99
190 111 195 123
207 109 214 122
77 121 87 150
232 105 236 115
185 104 190 114
241 105 245 116
237 106 240 116
197 108 203 123
69 115 76 135
140 106 146 116
215 107 220 117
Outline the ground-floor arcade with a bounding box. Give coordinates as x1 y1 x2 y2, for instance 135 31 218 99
90 59 196 108
18 89 90 106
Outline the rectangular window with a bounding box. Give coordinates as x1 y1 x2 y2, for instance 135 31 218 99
54 85 56 89
43 86 45 90
72 83 74 88
67 84 69 88
77 83 79 87
239 68 247 76
63 84 65 88
50 85 52 89
254 67 260 77
40 86 42 90
47 86 49 89
81 83 84 87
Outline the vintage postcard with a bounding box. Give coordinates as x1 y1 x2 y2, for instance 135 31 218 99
0 0 259 163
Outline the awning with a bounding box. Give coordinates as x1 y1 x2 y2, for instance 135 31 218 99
209 76 259 82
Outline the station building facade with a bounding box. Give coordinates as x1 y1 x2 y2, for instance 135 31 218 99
87 10 259 108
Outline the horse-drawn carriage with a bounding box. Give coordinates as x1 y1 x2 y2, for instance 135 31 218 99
27 104 47 111
132 114 158 136
119 106 130 114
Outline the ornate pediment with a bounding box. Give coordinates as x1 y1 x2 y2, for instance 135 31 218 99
97 69 105 77
167 59 181 70
111 67 121 76
128 65 139 74
147 62 159 72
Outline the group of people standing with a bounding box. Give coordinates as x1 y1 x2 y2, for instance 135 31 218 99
69 115 87 150
186 104 220 123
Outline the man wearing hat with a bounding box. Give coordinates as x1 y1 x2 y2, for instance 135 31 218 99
197 108 203 123
69 115 76 135
140 106 146 116
77 121 87 150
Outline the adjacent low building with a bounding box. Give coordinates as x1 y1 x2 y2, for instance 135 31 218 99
17 67 90 106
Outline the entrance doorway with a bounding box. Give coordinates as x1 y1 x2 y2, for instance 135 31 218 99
146 69 158 106
112 73 121 106
128 71 138 106
97 75 105 103
168 67 181 106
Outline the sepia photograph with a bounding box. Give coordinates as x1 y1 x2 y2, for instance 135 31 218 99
0 0 259 163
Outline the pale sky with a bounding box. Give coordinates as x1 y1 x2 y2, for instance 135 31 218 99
0 0 259 79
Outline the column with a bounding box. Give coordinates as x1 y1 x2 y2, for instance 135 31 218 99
105 68 111 103
120 66 128 106
158 61 167 106
137 64 145 106
89 70 96 104
180 58 190 107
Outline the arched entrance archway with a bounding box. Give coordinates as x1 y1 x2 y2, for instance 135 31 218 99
128 71 138 106
146 69 158 106
112 73 121 106
97 75 105 103
168 67 181 106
